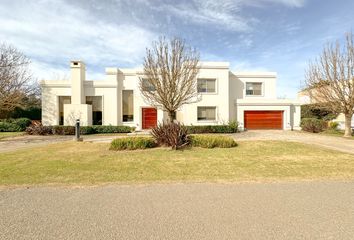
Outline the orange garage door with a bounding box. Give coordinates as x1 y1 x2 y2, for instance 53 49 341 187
244 111 283 130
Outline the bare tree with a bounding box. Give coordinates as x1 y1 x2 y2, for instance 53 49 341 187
139 37 200 122
305 32 354 137
0 43 32 118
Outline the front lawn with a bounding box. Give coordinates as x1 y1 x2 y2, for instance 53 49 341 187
0 141 353 185
0 132 24 140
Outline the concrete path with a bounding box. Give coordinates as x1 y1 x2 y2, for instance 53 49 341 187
0 135 72 153
233 130 354 154
1 182 354 240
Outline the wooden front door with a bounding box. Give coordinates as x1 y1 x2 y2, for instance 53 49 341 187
142 108 157 129
244 111 283 130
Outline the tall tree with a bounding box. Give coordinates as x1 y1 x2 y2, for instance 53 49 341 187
0 43 32 118
139 37 200 122
305 32 354 137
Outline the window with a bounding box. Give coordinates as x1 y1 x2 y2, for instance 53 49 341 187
197 107 216 121
58 96 71 125
142 78 156 91
123 90 134 122
197 79 216 93
246 82 262 96
86 96 103 125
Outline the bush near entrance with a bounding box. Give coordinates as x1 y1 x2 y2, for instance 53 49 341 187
26 125 135 135
0 118 32 132
300 118 327 133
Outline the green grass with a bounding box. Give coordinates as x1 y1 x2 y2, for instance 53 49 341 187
0 132 24 140
0 140 354 186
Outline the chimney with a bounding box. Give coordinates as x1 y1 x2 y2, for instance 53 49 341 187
70 60 86 104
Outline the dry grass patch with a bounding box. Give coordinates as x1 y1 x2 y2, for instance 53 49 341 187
0 140 353 185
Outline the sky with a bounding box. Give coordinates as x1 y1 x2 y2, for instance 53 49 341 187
1 0 354 98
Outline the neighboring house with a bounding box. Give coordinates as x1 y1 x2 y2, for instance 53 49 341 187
41 61 301 131
298 89 354 129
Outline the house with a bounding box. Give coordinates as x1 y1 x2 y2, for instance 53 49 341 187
41 60 301 131
298 89 354 129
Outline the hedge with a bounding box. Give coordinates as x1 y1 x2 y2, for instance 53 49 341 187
186 121 238 134
300 118 327 133
110 137 157 150
301 104 337 121
190 135 237 148
0 118 32 132
10 107 41 120
26 125 135 135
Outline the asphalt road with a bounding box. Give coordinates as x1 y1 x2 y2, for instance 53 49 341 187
1 181 354 240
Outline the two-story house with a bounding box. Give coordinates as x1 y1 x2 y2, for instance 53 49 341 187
41 61 301 131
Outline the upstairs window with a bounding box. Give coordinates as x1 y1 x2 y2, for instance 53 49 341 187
197 79 216 93
246 82 263 96
197 107 216 121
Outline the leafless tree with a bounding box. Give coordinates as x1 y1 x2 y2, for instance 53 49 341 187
139 37 200 122
305 32 354 137
0 43 33 118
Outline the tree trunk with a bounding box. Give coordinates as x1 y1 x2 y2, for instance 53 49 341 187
168 111 176 123
344 113 353 137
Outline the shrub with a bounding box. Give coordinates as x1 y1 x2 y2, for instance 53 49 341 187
300 118 327 133
151 122 190 149
80 126 96 135
0 122 21 132
328 121 339 130
52 126 75 135
26 125 135 135
301 104 337 121
91 125 133 134
25 124 53 135
190 135 237 148
110 137 157 150
186 121 238 134
12 118 32 130
0 118 31 132
10 107 41 120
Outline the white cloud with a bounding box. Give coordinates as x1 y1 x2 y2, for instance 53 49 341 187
244 0 306 8
0 0 308 82
152 0 254 32
0 0 156 80
150 0 306 32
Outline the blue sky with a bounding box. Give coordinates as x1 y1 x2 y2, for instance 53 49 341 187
1 0 354 98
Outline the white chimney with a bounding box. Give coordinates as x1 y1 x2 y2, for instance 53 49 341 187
70 60 85 104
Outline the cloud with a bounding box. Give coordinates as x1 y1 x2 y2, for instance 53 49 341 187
0 0 309 83
148 0 307 33
0 0 156 80
244 0 306 8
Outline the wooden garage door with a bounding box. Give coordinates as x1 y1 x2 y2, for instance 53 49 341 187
142 108 157 129
244 111 283 130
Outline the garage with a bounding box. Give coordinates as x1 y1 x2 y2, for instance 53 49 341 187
244 111 283 130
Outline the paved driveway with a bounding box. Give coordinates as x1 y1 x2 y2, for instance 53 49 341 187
1 182 354 240
233 130 354 154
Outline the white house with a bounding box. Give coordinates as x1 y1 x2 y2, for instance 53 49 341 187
298 90 354 129
41 60 301 131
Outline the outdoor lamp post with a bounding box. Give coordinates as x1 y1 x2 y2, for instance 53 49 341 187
75 119 83 141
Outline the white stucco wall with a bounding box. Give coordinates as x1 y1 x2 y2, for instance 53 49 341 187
180 63 230 125
41 60 300 129
64 104 92 126
41 81 71 126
